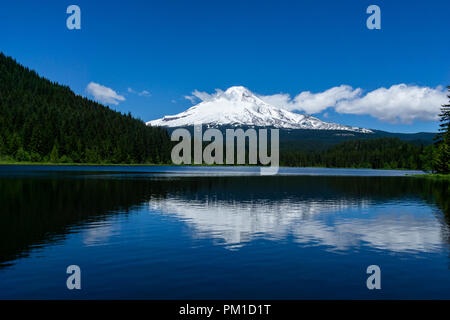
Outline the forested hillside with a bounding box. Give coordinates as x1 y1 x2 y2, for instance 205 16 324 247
280 137 432 170
0 53 172 163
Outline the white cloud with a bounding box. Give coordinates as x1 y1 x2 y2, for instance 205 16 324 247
259 85 362 114
139 90 151 97
185 89 223 104
335 84 447 124
184 95 197 104
128 87 151 97
86 82 125 105
258 84 447 124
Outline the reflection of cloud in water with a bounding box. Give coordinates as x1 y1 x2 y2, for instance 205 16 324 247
82 223 120 246
293 214 442 253
149 198 444 253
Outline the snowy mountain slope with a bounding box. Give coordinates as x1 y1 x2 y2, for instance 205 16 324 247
147 86 372 133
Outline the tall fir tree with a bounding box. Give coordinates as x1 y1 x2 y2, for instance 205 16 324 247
433 86 450 173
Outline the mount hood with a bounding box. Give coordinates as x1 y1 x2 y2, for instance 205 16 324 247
147 86 372 133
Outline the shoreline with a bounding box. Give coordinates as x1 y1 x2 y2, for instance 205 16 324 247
410 173 450 181
0 161 435 173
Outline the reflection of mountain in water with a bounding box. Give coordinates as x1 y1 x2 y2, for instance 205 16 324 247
150 198 367 249
150 197 443 252
0 174 449 266
148 176 450 251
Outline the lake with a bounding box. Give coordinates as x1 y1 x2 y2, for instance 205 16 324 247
0 165 449 299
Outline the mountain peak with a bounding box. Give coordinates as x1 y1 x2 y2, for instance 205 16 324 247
224 86 251 96
147 86 372 133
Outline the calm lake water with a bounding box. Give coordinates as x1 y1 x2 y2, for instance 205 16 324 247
0 165 449 299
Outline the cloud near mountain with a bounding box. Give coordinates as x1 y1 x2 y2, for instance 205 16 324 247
186 84 447 124
334 84 446 124
86 82 125 105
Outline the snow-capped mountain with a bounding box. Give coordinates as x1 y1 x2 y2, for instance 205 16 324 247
147 86 372 133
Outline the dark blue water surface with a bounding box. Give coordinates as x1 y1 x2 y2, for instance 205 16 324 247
0 165 449 299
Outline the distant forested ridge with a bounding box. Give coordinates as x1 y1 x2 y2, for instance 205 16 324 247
280 137 433 170
0 53 171 163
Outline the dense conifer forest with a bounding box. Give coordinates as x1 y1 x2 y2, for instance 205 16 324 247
0 53 172 164
280 137 431 170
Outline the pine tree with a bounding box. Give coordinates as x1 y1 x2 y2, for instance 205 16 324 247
433 86 450 174
49 142 59 163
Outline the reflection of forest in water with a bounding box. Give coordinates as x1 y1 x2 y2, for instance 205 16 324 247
0 173 449 267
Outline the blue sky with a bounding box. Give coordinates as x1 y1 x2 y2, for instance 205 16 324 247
0 0 448 133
